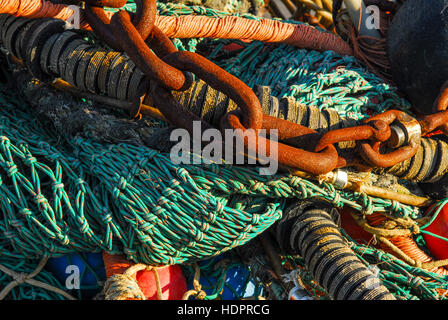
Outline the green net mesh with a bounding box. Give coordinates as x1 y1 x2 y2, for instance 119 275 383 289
0 2 444 300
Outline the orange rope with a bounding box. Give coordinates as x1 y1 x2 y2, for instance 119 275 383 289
0 0 353 56
0 0 74 19
386 236 448 276
366 214 448 276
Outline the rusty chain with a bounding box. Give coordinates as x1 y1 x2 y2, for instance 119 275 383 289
63 0 448 176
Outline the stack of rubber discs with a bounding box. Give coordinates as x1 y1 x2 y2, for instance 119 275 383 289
381 135 448 185
0 15 148 101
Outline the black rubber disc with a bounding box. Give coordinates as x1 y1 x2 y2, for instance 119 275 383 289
117 59 136 101
48 31 83 75
97 51 120 95
57 38 87 77
14 18 44 61
3 17 32 58
24 18 66 82
75 48 97 91
0 15 11 39
127 68 148 100
0 15 17 48
40 33 60 76
62 43 93 87
107 54 129 99
85 49 107 93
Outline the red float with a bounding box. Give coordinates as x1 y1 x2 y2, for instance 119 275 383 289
423 203 448 260
103 252 187 300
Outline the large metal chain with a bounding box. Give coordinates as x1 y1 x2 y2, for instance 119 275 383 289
81 0 448 175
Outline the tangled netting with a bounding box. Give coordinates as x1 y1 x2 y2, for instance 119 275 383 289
0 81 418 267
208 42 411 120
0 2 429 299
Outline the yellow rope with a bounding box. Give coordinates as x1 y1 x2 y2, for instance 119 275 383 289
182 263 207 300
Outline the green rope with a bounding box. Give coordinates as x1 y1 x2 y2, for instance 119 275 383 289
420 198 448 242
342 230 448 300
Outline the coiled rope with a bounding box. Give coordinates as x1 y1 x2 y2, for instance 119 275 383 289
0 0 353 56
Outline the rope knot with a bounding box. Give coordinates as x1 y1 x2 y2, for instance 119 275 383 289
251 213 260 225
409 276 424 288
20 208 32 217
13 273 29 285
6 163 18 177
56 233 70 246
118 177 127 190
103 274 145 300
102 212 113 224
24 156 37 166
53 182 64 190
34 194 48 207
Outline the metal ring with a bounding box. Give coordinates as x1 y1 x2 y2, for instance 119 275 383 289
332 169 348 189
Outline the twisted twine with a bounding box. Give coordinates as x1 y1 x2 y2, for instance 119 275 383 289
0 257 76 300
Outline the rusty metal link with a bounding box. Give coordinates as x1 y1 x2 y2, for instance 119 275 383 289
84 6 123 51
81 0 446 176
82 0 407 174
162 51 264 131
132 0 157 40
110 10 190 91
83 0 155 51
315 110 422 168
220 111 340 175
82 0 347 174
103 0 263 131
314 119 391 152
419 81 448 136
359 110 421 168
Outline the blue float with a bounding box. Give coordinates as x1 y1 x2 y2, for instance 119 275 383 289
45 252 106 299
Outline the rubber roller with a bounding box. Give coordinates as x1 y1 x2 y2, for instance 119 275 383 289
379 135 448 185
0 15 148 102
274 200 396 300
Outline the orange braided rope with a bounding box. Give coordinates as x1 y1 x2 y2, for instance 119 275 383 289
366 214 448 276
0 0 353 56
0 0 73 19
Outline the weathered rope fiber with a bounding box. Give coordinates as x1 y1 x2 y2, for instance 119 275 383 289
0 255 74 299
0 256 76 299
103 263 159 300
